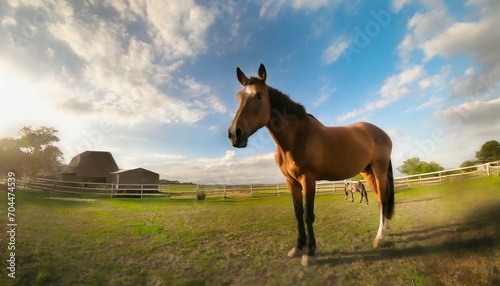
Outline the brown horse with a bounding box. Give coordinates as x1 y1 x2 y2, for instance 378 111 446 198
228 64 394 266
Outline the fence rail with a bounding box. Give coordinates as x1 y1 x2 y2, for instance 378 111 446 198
3 161 499 199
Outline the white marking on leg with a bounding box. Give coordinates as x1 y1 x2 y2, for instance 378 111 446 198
374 204 386 248
287 247 303 258
301 255 316 266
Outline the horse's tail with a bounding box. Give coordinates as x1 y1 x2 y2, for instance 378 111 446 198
384 160 395 220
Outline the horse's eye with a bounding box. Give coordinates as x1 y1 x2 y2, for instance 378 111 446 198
257 93 263 100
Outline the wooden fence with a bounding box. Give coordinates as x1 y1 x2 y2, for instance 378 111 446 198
5 161 500 199
14 178 162 198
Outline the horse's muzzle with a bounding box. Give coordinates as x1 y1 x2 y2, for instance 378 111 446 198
228 127 248 148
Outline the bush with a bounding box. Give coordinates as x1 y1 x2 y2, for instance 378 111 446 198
196 191 206 200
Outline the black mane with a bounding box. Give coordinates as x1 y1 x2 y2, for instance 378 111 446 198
246 77 307 120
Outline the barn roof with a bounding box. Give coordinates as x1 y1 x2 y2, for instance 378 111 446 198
109 168 158 175
62 151 119 178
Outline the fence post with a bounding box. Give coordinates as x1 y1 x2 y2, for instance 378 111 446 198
332 182 335 194
141 184 144 198
53 182 57 192
111 184 114 198
486 163 491 176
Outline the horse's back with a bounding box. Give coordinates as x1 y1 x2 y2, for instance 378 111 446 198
351 122 392 148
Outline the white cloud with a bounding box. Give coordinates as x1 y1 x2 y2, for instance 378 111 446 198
409 9 451 42
0 0 225 129
397 4 453 65
180 77 227 114
259 0 337 17
398 65 425 85
418 78 431 90
415 96 443 110
389 0 500 169
312 85 336 108
435 97 500 128
290 0 331 10
322 36 352 65
116 149 282 184
146 1 215 58
392 0 412 12
416 0 500 98
337 65 425 122
425 96 500 167
418 65 450 91
465 67 475 76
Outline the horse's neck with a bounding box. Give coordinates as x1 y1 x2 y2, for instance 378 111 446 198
266 114 307 152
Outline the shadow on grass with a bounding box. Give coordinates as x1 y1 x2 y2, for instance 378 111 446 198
318 201 500 266
395 196 441 204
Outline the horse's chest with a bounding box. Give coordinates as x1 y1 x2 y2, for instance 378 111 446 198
275 151 305 179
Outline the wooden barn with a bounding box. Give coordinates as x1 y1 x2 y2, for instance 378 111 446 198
60 151 119 183
108 168 159 193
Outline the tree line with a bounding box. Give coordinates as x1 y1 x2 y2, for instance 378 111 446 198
397 140 500 175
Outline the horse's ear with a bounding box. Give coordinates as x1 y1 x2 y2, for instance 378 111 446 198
258 63 266 82
236 67 248 86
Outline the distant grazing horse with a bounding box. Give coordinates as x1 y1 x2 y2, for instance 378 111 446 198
345 181 368 204
228 64 394 266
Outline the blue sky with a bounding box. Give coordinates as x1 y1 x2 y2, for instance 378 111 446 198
1 0 499 184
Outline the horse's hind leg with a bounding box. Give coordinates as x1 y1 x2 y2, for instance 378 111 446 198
361 164 390 248
362 187 368 204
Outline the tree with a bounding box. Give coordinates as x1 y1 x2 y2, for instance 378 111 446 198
0 138 28 177
475 140 500 163
397 157 444 175
0 126 64 178
459 160 480 168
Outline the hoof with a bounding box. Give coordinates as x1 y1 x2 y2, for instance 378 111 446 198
287 247 303 258
373 237 385 248
301 255 316 266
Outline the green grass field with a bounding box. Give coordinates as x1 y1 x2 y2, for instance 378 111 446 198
1 177 499 285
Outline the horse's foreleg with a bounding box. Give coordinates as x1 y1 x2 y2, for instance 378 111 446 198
301 176 317 266
287 180 305 259
351 191 354 202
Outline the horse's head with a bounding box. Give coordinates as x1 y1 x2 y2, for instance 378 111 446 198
228 64 271 148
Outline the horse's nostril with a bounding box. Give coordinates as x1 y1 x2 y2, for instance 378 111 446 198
228 129 233 139
235 127 242 138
